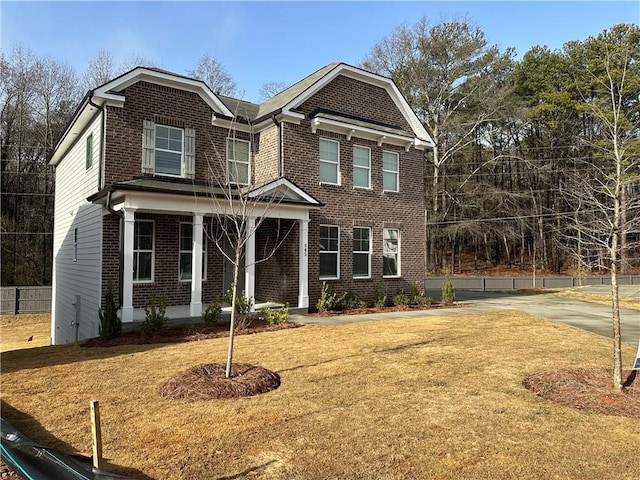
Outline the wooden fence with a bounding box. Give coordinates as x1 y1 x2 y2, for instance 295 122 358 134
0 287 52 314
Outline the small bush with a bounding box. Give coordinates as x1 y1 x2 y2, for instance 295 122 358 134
203 298 222 324
441 275 456 304
142 294 167 335
393 289 410 307
373 284 387 308
260 303 289 325
411 284 432 306
338 290 367 310
225 289 254 315
98 282 121 340
316 282 337 312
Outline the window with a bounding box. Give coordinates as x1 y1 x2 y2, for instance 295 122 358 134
319 138 339 184
353 145 371 189
73 228 78 262
353 227 371 278
179 223 207 281
383 229 400 277
155 125 183 176
133 221 154 282
227 138 250 184
383 151 399 192
319 225 339 279
85 134 93 170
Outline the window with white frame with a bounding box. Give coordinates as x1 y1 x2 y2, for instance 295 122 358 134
155 125 183 176
383 228 400 277
73 228 78 262
133 220 154 282
179 223 207 281
319 225 339 279
353 145 371 189
319 138 339 184
353 227 371 278
383 150 399 192
85 134 93 170
227 138 250 184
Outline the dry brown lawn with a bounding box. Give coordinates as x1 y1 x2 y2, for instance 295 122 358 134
1 313 50 352
1 312 639 480
552 289 640 311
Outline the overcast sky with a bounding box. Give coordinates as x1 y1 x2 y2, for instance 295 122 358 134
2 1 638 103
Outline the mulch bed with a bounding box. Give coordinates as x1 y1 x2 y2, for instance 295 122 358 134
159 363 280 400
81 319 301 347
523 368 639 418
309 302 463 317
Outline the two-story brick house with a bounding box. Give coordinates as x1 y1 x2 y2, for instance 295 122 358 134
49 63 433 344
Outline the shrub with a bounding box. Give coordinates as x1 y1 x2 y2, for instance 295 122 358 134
316 282 337 312
393 289 410 307
441 275 456 304
260 303 289 325
202 298 222 324
98 282 121 340
411 284 432 307
142 294 167 335
373 284 387 308
337 290 367 310
224 289 254 315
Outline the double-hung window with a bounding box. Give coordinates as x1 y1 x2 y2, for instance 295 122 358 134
383 228 400 277
383 151 399 192
353 145 371 189
85 134 93 170
133 221 154 282
73 228 78 262
353 227 371 278
319 225 339 279
155 125 183 176
319 138 339 184
227 138 250 184
179 223 207 281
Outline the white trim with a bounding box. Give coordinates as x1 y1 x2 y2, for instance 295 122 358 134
226 137 251 185
179 221 207 282
154 124 184 177
352 145 371 190
353 226 371 279
383 228 401 278
298 219 309 308
247 177 322 205
382 150 400 193
319 138 340 185
319 224 340 280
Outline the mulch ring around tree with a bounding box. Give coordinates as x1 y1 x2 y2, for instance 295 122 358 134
523 367 639 418
81 319 301 347
158 363 280 400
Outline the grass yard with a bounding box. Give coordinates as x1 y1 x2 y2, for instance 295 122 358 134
552 289 640 311
1 312 639 479
1 314 50 352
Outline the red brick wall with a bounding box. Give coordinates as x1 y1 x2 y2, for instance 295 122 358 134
254 124 280 184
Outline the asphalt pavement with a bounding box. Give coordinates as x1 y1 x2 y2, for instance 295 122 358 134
292 285 640 346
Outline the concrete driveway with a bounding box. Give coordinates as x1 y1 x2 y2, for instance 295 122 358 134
294 285 640 346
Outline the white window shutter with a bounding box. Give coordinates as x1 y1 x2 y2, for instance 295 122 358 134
184 127 196 179
142 120 155 174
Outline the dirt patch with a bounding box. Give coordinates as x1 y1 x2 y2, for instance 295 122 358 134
81 318 301 347
158 363 280 400
523 368 639 418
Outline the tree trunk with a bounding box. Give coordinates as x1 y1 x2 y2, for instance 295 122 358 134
225 250 241 378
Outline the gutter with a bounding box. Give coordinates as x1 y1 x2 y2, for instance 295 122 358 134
88 92 105 191
272 114 283 176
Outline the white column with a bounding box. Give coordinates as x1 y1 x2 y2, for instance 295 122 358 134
298 218 309 308
190 214 203 317
121 209 135 322
244 217 256 311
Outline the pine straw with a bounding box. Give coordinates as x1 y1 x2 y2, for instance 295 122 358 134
523 367 639 418
158 363 280 400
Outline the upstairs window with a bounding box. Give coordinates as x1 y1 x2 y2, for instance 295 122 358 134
179 223 207 281
383 151 399 192
85 134 93 170
227 138 250 184
353 146 371 189
383 228 400 277
155 125 183 176
133 220 154 282
319 225 339 279
319 138 339 185
353 227 371 278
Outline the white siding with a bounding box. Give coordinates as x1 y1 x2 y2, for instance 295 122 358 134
52 113 105 344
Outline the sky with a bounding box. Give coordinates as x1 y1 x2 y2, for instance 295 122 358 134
2 1 639 103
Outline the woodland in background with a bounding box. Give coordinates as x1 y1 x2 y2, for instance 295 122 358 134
2 21 639 286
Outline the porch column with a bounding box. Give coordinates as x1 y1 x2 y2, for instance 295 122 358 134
244 217 256 311
189 214 203 317
298 218 309 308
122 209 135 322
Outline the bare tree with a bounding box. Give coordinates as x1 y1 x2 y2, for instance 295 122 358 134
188 53 238 97
82 49 116 90
257 81 289 101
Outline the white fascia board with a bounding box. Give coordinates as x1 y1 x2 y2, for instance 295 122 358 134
248 178 321 205
94 68 234 117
